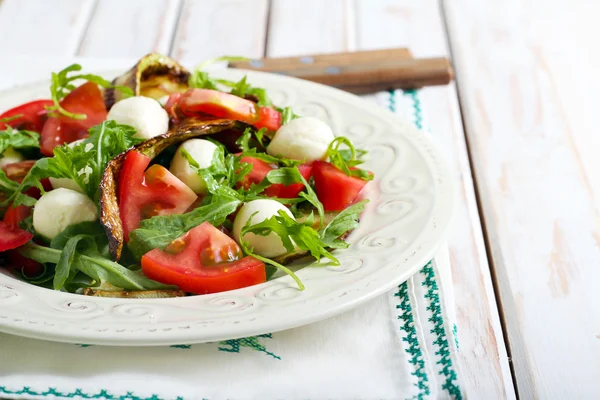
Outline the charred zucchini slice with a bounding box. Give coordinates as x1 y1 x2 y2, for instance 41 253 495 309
105 53 190 109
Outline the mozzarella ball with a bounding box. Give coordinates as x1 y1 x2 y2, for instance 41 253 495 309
170 139 218 194
232 199 295 258
107 96 169 140
0 147 24 168
48 139 88 193
267 117 335 162
33 188 99 239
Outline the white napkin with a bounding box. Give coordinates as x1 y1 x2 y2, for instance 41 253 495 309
0 58 463 400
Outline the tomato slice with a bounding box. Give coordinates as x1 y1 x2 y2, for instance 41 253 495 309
237 156 273 190
179 89 282 131
2 204 43 276
312 161 370 212
40 82 107 156
0 99 54 132
265 163 312 198
254 106 282 132
3 204 30 229
119 150 198 241
236 156 312 198
141 222 266 294
0 221 33 252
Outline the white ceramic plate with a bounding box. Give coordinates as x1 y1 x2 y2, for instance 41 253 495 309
0 69 455 346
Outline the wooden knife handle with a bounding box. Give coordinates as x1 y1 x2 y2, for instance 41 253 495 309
229 48 454 93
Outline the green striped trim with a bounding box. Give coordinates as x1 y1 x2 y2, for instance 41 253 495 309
403 89 423 129
0 386 191 400
394 283 430 399
421 262 462 399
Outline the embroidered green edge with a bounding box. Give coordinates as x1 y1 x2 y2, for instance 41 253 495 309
397 89 463 399
0 386 195 400
394 283 430 399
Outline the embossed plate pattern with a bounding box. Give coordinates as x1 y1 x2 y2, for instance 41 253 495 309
0 69 455 346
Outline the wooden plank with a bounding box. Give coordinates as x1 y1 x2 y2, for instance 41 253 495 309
170 0 268 65
78 0 182 57
269 0 515 397
444 0 600 397
0 0 96 56
267 0 354 56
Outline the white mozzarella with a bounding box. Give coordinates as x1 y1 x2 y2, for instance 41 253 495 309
232 199 295 258
0 147 24 168
33 188 99 239
48 139 88 193
169 139 218 194
107 96 169 140
266 117 335 162
157 95 170 106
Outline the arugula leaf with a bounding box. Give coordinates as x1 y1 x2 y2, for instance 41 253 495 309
53 234 89 290
180 147 242 201
0 127 40 157
235 127 269 152
19 242 173 292
3 120 140 206
48 64 133 120
326 137 373 181
228 75 272 107
0 169 19 197
188 70 219 90
277 106 300 125
319 200 368 249
51 221 109 255
240 147 300 168
128 191 242 260
82 120 141 200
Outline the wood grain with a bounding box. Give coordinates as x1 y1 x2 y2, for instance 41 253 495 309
444 0 600 397
269 0 515 397
231 52 453 93
0 0 96 56
78 0 182 57
170 0 268 65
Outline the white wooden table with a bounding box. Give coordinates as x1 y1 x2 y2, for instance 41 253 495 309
1 0 598 397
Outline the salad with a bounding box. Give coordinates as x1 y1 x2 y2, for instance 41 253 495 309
0 53 373 298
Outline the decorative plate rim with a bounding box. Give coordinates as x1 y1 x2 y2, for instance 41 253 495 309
0 68 456 346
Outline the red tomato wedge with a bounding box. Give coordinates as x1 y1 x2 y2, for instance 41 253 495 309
179 89 282 131
118 150 198 241
265 163 312 198
237 156 273 190
0 221 33 252
312 161 370 212
0 99 54 132
2 204 43 277
3 204 30 230
141 222 266 294
236 156 312 198
40 82 107 156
